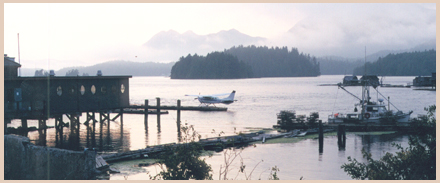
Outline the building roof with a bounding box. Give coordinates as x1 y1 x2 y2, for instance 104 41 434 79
4 56 21 67
343 75 358 80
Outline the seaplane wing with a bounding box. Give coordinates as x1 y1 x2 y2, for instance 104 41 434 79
185 90 236 106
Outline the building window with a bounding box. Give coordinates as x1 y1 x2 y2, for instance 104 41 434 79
101 86 107 94
91 85 96 95
57 86 62 96
80 85 85 95
121 84 125 93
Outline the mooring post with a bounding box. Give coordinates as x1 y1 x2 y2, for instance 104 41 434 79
338 124 346 149
318 120 323 153
144 99 149 131
337 125 342 146
177 100 181 132
342 125 346 146
156 97 161 132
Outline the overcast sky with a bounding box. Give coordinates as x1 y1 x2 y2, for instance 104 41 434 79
3 3 436 70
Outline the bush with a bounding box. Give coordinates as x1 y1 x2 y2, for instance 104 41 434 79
341 105 436 180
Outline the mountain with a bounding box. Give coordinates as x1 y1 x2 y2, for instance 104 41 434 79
143 29 266 62
54 60 174 76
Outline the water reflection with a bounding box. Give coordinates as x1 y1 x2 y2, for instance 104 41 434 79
21 113 131 153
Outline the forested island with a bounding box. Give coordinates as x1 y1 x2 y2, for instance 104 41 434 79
170 45 321 79
353 49 436 76
170 52 253 79
225 45 320 77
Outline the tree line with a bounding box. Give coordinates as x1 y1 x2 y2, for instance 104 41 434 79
353 49 436 76
224 45 320 77
170 45 321 79
170 52 253 79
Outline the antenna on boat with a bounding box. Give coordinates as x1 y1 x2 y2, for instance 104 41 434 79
364 46 366 75
17 33 21 76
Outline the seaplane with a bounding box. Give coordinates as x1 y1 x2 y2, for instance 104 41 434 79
185 90 236 106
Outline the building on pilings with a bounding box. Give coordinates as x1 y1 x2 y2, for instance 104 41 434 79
4 54 132 121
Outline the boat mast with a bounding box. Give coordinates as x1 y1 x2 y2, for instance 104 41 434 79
18 33 21 77
361 46 367 121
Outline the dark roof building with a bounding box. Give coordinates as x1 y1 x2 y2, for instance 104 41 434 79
4 54 21 79
360 75 380 88
4 54 132 120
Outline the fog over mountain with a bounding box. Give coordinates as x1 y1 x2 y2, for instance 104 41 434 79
143 28 435 63
6 3 435 71
143 29 266 62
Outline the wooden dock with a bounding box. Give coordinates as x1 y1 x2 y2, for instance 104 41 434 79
113 108 169 115
99 131 287 163
126 105 227 111
96 155 109 170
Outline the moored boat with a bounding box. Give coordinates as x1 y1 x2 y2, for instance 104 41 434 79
328 80 412 124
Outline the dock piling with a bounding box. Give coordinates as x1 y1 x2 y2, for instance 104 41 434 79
318 120 323 153
156 98 161 132
144 100 148 131
337 125 346 150
177 100 181 132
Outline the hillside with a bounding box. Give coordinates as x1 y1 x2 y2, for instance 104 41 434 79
317 39 436 75
170 52 253 79
224 45 320 77
353 50 436 76
56 61 174 76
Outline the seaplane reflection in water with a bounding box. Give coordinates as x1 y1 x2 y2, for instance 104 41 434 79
185 90 236 106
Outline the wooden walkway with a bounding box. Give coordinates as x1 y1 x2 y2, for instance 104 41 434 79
126 105 227 111
96 155 109 170
99 131 288 163
113 108 169 115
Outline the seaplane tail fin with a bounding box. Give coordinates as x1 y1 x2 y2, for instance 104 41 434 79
224 90 236 101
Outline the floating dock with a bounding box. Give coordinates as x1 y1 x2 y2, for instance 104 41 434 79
99 131 286 163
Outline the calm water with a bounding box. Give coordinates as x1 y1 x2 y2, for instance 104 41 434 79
9 75 436 180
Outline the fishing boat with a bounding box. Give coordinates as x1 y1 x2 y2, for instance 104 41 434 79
328 80 412 124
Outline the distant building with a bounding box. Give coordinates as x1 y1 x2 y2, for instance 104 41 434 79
343 75 358 85
360 75 380 87
4 54 132 120
413 73 436 87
